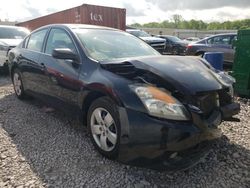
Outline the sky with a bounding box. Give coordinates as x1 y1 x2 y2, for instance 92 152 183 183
1 0 250 24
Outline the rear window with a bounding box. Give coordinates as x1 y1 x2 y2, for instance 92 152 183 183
0 27 30 39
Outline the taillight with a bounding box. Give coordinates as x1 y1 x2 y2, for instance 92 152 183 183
187 44 193 49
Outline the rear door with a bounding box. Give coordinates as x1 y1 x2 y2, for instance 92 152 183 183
39 27 82 110
17 28 49 95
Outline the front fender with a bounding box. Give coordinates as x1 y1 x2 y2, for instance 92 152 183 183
78 67 148 114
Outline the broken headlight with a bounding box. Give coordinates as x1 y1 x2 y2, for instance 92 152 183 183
130 85 190 121
212 71 235 97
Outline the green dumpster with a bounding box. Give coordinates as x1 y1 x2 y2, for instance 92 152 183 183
232 29 250 97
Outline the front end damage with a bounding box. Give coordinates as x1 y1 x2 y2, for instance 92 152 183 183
100 56 240 170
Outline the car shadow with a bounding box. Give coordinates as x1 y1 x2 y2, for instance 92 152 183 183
0 74 11 87
0 92 249 187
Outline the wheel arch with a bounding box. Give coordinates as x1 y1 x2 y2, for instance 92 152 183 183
10 64 19 81
195 51 205 56
81 90 123 126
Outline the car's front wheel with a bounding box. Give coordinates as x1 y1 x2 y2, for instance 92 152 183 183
87 97 120 159
12 69 26 99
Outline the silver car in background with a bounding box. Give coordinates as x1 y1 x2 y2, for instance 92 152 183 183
0 25 30 72
186 33 237 66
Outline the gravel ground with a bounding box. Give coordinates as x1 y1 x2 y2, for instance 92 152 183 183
0 75 249 188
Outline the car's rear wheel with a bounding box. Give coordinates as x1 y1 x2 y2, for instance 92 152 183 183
87 97 120 159
12 69 26 99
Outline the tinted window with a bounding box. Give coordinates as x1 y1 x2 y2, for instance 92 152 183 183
45 28 76 55
207 35 231 45
74 29 159 61
0 27 29 39
27 29 47 52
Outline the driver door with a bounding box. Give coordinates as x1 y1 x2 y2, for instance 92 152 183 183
39 27 82 110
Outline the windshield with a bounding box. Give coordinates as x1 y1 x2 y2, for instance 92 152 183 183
74 29 159 61
127 30 151 37
0 27 30 39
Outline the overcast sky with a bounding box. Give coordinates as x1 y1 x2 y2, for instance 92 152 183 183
1 0 250 24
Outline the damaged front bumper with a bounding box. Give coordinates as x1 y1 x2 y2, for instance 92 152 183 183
117 102 240 170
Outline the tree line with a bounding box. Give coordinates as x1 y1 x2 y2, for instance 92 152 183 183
129 15 250 30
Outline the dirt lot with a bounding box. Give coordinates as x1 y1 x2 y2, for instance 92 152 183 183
0 75 249 188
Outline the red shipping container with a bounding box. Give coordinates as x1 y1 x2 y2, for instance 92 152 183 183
16 4 126 31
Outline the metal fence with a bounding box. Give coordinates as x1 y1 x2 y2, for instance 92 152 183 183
140 28 237 39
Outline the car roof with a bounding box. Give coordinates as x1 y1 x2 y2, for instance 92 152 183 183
36 24 119 31
206 33 237 38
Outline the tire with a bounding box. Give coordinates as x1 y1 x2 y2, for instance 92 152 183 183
196 52 204 57
172 47 179 55
87 97 120 159
12 69 27 100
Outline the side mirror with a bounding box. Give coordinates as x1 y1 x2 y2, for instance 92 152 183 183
52 48 79 62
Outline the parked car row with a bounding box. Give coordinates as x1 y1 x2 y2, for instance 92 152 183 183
127 29 236 67
127 29 188 55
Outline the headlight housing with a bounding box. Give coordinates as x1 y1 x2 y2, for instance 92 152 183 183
130 85 190 121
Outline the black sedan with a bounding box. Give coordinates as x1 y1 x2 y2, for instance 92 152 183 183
8 24 240 170
157 35 188 55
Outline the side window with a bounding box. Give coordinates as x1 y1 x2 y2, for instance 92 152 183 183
207 38 212 44
220 36 231 45
207 36 231 45
27 29 47 52
45 28 76 55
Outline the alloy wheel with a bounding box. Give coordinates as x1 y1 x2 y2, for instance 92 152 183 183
90 107 117 152
13 72 22 96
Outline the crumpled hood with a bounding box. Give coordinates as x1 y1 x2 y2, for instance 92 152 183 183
140 37 166 43
0 39 22 46
100 56 223 95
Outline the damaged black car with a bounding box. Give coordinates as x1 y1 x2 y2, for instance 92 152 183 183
8 24 240 170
